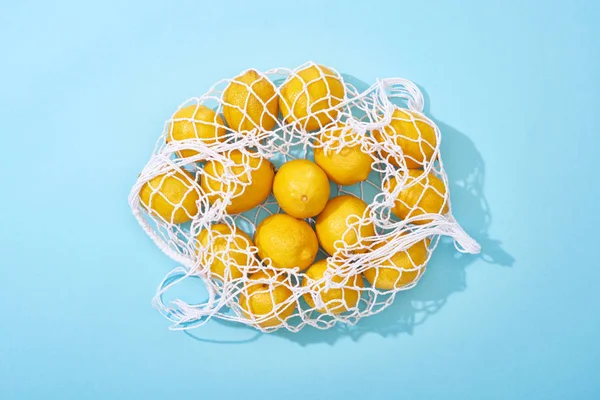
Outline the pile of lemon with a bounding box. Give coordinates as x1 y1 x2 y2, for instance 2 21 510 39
138 63 449 329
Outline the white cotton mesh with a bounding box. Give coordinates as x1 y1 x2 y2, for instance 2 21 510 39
128 61 481 333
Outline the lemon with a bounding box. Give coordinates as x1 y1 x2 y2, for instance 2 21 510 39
363 237 429 290
315 195 375 256
196 224 257 281
302 259 364 314
239 269 296 328
279 64 345 131
201 150 274 214
254 214 318 270
385 169 449 225
139 170 199 224
372 107 437 168
273 159 330 218
223 69 278 132
166 105 226 159
314 123 373 185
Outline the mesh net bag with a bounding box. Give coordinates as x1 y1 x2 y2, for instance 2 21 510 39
128 62 481 333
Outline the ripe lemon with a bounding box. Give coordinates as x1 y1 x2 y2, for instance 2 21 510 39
139 170 199 224
166 105 226 159
196 224 257 281
279 64 345 131
314 123 373 185
372 107 437 168
302 259 364 314
254 214 318 270
223 69 278 132
363 237 429 290
201 150 274 214
239 269 296 328
385 169 449 224
315 195 375 256
273 159 330 218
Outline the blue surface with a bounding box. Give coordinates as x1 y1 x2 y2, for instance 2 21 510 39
1 0 599 399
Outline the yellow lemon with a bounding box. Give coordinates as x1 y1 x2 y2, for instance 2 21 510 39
201 150 274 214
139 170 199 224
385 169 449 224
314 123 373 185
372 107 437 168
166 105 226 159
279 64 345 131
302 259 364 314
196 224 257 281
273 159 330 218
223 69 279 132
254 214 319 270
239 269 296 328
363 237 429 290
315 195 375 256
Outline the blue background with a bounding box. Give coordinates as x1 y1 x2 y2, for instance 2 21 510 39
1 0 599 399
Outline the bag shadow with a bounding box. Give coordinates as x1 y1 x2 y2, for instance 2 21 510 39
183 73 514 346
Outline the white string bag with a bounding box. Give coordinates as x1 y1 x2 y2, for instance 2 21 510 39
128 62 481 333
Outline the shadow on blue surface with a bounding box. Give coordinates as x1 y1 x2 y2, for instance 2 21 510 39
183 75 514 346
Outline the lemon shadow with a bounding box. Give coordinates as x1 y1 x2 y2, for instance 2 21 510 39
182 74 513 346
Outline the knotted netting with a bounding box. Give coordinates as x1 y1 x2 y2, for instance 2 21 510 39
128 61 481 333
